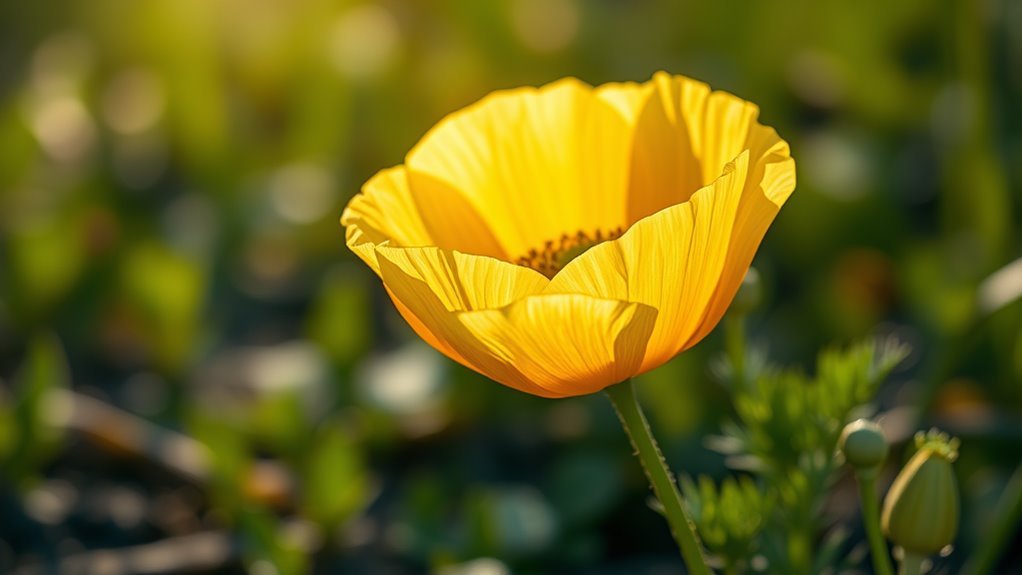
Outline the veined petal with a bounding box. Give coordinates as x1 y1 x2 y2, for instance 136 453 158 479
386 288 474 368
374 245 552 395
376 245 548 311
457 294 658 397
341 166 431 274
546 152 750 373
341 72 796 399
406 78 632 259
341 166 507 275
595 80 653 126
689 147 795 345
625 71 790 224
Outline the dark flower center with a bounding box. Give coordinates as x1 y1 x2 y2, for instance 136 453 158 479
515 226 624 279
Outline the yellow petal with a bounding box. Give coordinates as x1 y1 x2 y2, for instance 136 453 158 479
374 245 551 394
399 170 508 260
406 78 632 259
688 146 795 345
546 152 749 372
341 166 507 275
386 288 474 369
457 294 658 397
376 245 548 311
342 72 796 399
595 80 653 126
341 166 430 274
625 71 790 224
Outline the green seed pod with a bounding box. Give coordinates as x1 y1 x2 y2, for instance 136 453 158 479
881 430 960 556
839 419 889 473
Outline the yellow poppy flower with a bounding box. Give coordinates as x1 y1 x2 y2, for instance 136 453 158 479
341 71 795 398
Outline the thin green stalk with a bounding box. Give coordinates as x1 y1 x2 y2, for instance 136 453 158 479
605 379 711 575
965 461 1022 575
725 313 746 388
855 471 895 575
899 551 925 575
788 526 812 574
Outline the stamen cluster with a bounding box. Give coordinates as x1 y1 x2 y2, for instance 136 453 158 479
516 226 625 278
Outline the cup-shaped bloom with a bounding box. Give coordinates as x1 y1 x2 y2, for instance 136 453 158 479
341 72 796 397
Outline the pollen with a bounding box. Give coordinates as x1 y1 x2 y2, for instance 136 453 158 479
516 226 625 279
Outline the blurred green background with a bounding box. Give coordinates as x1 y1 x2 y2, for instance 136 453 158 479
0 0 1020 573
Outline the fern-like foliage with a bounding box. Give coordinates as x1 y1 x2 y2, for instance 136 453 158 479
688 337 909 574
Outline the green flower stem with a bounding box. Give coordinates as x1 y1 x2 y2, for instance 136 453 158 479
855 470 895 575
605 379 711 575
899 551 926 575
965 461 1022 575
788 527 813 573
725 314 746 387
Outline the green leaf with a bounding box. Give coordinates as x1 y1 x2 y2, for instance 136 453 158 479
238 507 310 575
301 420 370 528
681 474 773 568
119 241 206 373
6 333 70 486
7 217 88 318
186 408 249 507
710 337 909 572
306 265 373 367
721 337 909 473
248 390 311 454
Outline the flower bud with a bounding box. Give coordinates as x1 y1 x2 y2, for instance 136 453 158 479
881 430 960 556
839 419 889 473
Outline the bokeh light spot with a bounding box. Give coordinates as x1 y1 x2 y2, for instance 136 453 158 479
358 344 445 415
268 163 337 225
509 0 580 53
102 68 166 135
328 4 402 80
28 97 96 163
